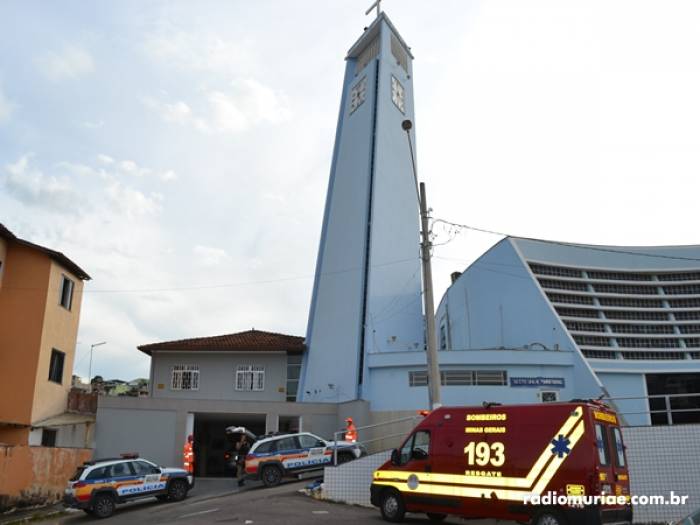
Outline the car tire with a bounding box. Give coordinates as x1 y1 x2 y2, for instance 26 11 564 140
532 510 567 525
379 489 406 523
91 493 116 519
426 513 447 522
167 479 189 502
261 464 283 487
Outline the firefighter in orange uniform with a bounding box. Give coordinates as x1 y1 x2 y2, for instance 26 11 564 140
344 417 358 442
183 434 195 475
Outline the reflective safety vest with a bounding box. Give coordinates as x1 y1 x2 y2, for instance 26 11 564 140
183 441 194 474
345 422 358 442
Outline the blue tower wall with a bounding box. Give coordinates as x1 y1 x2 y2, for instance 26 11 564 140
300 15 423 403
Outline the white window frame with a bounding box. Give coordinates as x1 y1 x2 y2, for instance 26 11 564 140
171 364 199 391
235 365 265 392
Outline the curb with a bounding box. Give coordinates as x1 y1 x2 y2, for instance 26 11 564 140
0 506 68 525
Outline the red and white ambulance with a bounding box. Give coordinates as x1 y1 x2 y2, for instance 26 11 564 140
371 401 632 525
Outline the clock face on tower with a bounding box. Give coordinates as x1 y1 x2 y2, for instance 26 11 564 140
391 75 405 113
349 77 367 114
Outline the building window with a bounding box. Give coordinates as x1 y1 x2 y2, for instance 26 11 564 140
41 429 57 447
48 349 65 384
598 297 663 308
474 370 508 386
593 283 658 295
355 37 379 74
664 284 700 295
538 279 589 292
646 373 700 425
59 275 74 310
529 263 583 279
546 293 595 305
390 33 409 73
235 365 265 392
573 335 611 347
555 307 600 319
171 365 199 391
658 272 700 281
564 321 606 332
391 75 405 113
408 369 507 387
616 337 681 348
540 391 559 403
582 349 616 359
349 76 367 114
587 270 653 281
408 371 428 387
286 355 302 402
439 322 449 350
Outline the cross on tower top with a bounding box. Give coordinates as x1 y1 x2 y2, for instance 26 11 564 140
365 0 382 18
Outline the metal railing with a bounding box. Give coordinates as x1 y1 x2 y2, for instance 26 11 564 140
331 415 422 466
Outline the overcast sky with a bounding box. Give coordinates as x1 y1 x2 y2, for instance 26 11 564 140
2 1 700 381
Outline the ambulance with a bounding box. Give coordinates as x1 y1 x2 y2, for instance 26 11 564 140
370 401 632 525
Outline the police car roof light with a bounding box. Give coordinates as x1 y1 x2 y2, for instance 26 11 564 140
120 452 140 459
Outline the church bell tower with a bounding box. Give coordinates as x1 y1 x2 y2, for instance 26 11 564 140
299 11 424 403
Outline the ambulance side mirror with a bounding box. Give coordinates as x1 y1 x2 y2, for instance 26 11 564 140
390 449 400 465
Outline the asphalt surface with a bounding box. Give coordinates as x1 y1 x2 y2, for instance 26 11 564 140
32 481 509 525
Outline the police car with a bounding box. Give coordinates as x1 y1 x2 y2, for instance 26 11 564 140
245 432 366 487
64 455 193 518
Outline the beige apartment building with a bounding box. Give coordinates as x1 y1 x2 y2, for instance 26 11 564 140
0 223 91 446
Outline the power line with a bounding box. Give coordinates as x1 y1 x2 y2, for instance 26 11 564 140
432 219 700 264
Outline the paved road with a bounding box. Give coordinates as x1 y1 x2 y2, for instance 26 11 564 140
37 481 510 525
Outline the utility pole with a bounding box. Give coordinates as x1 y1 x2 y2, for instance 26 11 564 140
402 120 441 409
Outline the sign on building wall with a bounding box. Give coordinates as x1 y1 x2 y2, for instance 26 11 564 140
510 377 565 388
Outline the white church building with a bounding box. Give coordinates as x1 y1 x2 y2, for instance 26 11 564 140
298 12 700 427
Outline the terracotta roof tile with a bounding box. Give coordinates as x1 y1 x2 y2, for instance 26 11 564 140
138 329 305 355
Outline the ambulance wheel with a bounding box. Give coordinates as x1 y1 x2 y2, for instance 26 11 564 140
261 465 283 487
532 510 567 525
167 479 189 501
426 513 447 522
379 489 406 522
91 493 116 519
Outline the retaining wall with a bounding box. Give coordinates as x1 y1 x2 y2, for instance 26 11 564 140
0 445 92 511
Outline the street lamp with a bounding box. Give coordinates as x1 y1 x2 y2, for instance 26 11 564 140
88 342 107 393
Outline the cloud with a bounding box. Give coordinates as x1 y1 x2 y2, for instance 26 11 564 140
106 182 163 218
144 78 291 134
116 158 176 181
64 154 177 182
5 154 175 219
36 45 94 81
143 29 249 75
193 245 232 267
82 120 104 129
4 155 87 215
0 85 15 123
